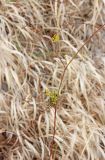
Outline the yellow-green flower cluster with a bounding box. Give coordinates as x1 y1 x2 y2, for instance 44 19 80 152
45 89 58 105
52 34 60 42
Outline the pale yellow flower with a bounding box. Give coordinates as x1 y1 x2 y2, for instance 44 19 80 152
52 34 60 42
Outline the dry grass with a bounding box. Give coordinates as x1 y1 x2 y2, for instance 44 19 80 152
0 0 105 160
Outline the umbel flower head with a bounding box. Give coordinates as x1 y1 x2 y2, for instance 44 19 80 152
45 88 58 105
52 34 60 42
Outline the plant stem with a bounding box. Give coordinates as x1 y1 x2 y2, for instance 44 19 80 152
50 23 105 160
58 23 105 94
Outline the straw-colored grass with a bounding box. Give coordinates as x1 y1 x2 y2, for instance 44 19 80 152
0 0 105 159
